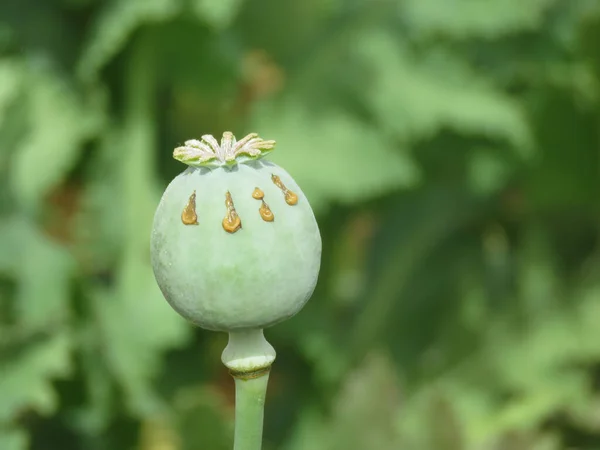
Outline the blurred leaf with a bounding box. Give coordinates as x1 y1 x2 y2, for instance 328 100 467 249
15 221 74 330
74 129 126 272
327 352 402 450
0 60 22 127
0 428 27 450
69 325 115 437
400 0 557 38
192 0 244 29
89 275 190 416
0 216 73 335
351 187 477 366
285 352 402 450
397 388 465 450
486 433 561 450
355 30 533 157
8 67 103 210
542 62 600 106
171 385 232 450
77 0 182 81
467 151 512 195
0 331 71 423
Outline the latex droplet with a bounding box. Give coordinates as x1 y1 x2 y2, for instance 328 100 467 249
222 215 241 233
259 200 274 222
252 187 264 200
271 174 298 206
284 191 298 206
222 191 242 233
181 191 199 225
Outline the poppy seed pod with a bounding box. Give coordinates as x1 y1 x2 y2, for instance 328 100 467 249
151 132 322 333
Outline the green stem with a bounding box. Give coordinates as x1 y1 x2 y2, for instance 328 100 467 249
233 371 270 450
222 329 275 450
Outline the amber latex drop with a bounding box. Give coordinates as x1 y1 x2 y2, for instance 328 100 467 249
271 174 298 205
181 191 199 225
222 191 242 233
284 191 298 206
259 200 274 222
252 187 264 200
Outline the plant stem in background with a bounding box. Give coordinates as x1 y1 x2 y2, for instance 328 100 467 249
232 371 270 450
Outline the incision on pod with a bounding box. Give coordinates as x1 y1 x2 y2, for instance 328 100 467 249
252 187 264 200
181 190 199 225
222 191 242 233
271 174 298 205
259 200 274 222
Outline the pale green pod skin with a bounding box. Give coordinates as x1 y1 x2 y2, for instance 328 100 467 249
151 159 321 332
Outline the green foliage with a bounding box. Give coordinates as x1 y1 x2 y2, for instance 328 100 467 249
353 30 533 154
1 0 600 449
192 0 245 29
400 0 557 37
9 67 103 209
77 0 181 81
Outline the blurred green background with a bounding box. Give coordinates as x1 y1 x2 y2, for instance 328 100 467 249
1 0 600 449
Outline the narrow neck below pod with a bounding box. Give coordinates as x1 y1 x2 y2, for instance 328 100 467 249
222 329 276 375
222 329 276 450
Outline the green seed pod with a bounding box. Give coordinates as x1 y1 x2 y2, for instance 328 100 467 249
151 132 322 333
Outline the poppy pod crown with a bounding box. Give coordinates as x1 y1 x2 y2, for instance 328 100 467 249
150 132 322 333
173 131 275 167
